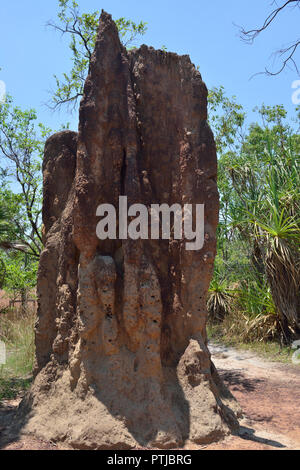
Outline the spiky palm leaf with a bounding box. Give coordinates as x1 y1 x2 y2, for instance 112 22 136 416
207 278 235 322
248 201 300 340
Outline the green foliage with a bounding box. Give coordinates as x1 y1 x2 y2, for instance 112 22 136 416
0 95 49 296
207 274 234 322
1 252 38 295
208 89 300 344
0 1 148 303
0 204 9 237
237 274 276 316
115 17 148 47
208 86 245 153
49 0 147 111
0 95 51 257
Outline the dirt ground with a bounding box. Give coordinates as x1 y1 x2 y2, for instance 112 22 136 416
203 343 300 450
0 342 299 451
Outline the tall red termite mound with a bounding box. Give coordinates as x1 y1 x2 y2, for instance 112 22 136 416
19 11 239 449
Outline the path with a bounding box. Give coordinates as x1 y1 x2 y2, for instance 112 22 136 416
202 342 300 450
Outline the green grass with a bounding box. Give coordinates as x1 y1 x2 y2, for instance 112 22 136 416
0 308 35 400
0 375 32 400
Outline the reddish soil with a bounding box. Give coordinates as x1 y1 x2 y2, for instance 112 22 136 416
1 343 299 450
202 343 300 450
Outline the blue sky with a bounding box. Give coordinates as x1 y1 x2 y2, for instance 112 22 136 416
0 0 299 132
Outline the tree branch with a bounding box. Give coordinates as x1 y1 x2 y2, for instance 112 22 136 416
239 0 300 76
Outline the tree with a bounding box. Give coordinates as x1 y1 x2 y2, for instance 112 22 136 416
0 2 148 298
1 251 38 304
0 203 10 288
0 204 9 239
244 129 300 340
240 0 300 76
48 0 147 111
0 95 51 258
209 91 300 342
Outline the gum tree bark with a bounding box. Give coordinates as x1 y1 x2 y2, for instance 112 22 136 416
19 11 239 449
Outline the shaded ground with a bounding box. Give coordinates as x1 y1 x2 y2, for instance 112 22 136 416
0 342 299 450
201 343 300 450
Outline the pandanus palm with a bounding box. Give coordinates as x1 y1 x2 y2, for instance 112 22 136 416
247 156 300 342
225 136 300 342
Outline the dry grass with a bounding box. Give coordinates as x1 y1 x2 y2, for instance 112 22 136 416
264 236 300 339
207 311 294 363
0 304 35 399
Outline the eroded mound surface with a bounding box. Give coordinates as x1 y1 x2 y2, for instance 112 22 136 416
16 11 239 449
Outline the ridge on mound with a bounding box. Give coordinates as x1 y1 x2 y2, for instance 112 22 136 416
17 11 240 449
